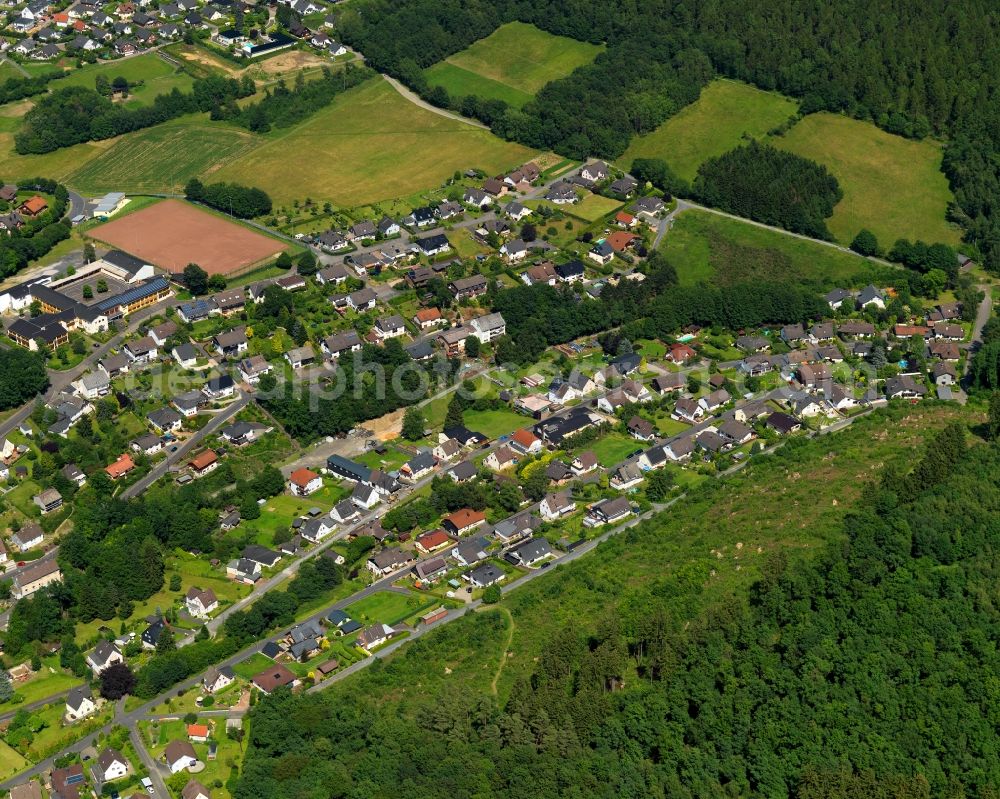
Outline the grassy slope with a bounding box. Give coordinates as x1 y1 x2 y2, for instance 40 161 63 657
66 116 260 195
323 403 978 713
660 208 894 288
212 76 536 207
774 111 962 246
424 62 533 108
436 21 603 96
619 79 799 181
54 53 194 107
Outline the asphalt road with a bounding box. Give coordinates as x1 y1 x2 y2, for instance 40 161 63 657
119 391 250 501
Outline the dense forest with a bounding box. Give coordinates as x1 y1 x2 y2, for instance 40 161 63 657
235 420 1000 798
0 348 48 410
692 142 843 239
14 74 255 154
338 0 1000 269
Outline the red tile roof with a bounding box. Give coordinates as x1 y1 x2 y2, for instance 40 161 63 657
289 468 319 489
105 453 135 479
190 450 218 471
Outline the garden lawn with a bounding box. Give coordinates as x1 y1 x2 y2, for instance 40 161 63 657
584 432 640 467
55 53 195 107
568 193 623 222
619 79 799 182
463 408 528 439
774 112 961 246
660 208 890 289
0 740 29 781
346 591 435 627
232 653 274 680
212 76 537 207
429 22 603 97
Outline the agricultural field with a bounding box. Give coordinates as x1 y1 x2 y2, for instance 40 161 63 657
426 21 603 103
660 208 894 289
65 118 260 196
619 80 799 181
212 76 536 207
775 111 962 247
424 62 532 109
55 53 195 107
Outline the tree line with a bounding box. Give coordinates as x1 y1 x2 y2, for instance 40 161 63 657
185 178 272 219
218 63 373 133
233 421 1000 798
15 74 255 154
489 251 825 365
0 72 62 107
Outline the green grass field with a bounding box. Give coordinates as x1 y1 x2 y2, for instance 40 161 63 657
55 53 195 107
619 80 799 182
346 591 434 626
232 653 274 679
464 408 528 439
426 21 603 104
424 62 533 108
66 117 260 196
660 208 892 289
582 432 640 467
569 193 623 222
0 740 30 782
212 76 536 207
775 111 961 246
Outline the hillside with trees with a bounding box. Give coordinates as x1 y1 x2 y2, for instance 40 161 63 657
234 413 1000 798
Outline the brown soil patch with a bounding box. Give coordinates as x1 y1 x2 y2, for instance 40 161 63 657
367 407 405 441
251 50 331 77
89 198 286 276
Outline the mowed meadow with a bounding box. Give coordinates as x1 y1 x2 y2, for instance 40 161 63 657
210 76 537 206
621 79 962 248
424 21 603 108
774 112 961 246
620 80 799 182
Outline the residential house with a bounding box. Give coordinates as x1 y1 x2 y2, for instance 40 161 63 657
130 432 162 457
11 522 44 552
347 287 377 312
449 274 489 300
554 260 585 282
148 406 182 433
288 467 322 496
886 374 928 399
413 307 443 330
189 450 219 477
366 547 413 576
251 664 296 695
237 355 271 383
213 328 248 358
171 342 199 369
416 234 451 257
202 666 235 695
626 415 656 442
374 314 406 340
73 370 110 400
203 374 235 400
672 397 703 423
357 623 396 650
66 685 96 720
13 559 61 599
285 345 315 370
856 285 886 310
699 389 730 413
545 181 576 204
415 529 452 554
322 330 362 360
610 462 644 490
185 587 218 618
825 288 853 310
509 427 542 455
451 534 492 566
539 491 575 520
226 558 261 584
86 641 124 675
182 780 212 799
33 488 62 514
400 450 435 481
584 497 632 527
442 508 486 536
164 740 198 774
464 562 504 588
95 748 129 783
242 545 281 569
470 312 506 343
507 538 552 567
484 444 518 471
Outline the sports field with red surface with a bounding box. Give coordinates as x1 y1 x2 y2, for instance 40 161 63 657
90 199 286 276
